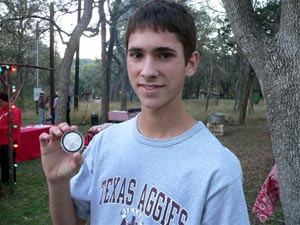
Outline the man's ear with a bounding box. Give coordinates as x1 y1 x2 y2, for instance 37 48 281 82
186 51 200 77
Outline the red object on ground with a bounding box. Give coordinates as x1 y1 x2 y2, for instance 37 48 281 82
16 124 54 163
84 123 114 146
252 164 280 222
84 109 141 146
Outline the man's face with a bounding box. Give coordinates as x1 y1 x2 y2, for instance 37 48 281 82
127 28 197 111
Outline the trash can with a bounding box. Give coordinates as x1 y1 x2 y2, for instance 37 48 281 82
91 113 99 125
207 112 225 136
207 112 225 124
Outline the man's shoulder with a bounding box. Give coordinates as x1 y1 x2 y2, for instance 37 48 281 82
93 118 136 139
191 124 242 175
106 118 135 133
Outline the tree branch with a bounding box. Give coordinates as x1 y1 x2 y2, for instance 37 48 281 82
2 15 71 45
205 0 226 14
56 0 94 124
221 0 268 60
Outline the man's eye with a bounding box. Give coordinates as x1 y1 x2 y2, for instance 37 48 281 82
129 52 142 59
159 53 173 59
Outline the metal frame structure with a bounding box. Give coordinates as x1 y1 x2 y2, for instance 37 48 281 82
0 63 53 193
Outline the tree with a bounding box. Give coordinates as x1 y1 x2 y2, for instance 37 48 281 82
55 0 93 124
72 59 101 95
0 0 50 92
99 0 108 123
222 0 300 223
184 5 226 101
0 0 66 117
98 0 135 123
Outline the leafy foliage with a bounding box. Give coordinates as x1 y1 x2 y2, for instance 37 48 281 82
255 0 281 35
0 0 281 113
70 59 102 97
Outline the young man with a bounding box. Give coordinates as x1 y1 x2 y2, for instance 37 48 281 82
40 1 250 224
0 91 22 183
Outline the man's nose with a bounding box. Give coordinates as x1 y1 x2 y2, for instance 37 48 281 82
140 57 159 78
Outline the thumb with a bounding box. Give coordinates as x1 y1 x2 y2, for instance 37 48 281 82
69 152 84 176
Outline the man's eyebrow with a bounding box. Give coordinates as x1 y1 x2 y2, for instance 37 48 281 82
127 47 177 52
127 47 142 52
154 47 177 52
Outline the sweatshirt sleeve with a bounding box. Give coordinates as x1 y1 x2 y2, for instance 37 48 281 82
200 168 250 225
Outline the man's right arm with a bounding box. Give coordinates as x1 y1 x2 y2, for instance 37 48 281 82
40 123 85 225
48 180 85 225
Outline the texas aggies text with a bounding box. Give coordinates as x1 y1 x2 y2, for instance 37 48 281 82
100 177 188 225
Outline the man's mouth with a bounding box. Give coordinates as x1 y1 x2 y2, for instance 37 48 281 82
143 85 157 90
139 83 163 89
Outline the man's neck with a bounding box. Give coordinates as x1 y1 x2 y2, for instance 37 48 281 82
137 106 196 139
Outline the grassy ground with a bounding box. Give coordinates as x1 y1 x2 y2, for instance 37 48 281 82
0 99 285 224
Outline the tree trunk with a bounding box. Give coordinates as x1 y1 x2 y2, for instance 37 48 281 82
239 65 254 125
205 58 213 112
120 67 128 111
74 0 82 112
49 2 55 124
56 0 93 124
234 47 248 111
99 0 108 123
100 0 124 122
113 78 121 102
116 39 128 111
222 1 300 223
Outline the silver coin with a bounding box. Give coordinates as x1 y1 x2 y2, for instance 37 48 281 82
61 130 84 153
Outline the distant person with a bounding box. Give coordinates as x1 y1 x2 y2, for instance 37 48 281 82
40 1 249 224
50 92 58 125
0 91 22 183
38 91 46 124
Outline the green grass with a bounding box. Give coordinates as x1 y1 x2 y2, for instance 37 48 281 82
0 99 284 224
0 160 51 225
21 99 267 128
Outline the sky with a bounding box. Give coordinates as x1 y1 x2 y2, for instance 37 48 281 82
55 0 224 59
57 32 102 60
54 4 102 59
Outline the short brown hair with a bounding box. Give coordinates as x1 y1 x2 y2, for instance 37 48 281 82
125 0 196 64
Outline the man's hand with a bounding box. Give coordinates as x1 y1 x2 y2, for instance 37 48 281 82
39 123 83 184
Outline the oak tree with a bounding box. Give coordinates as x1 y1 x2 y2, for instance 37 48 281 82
222 0 300 223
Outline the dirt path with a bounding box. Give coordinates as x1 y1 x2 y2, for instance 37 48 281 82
219 119 274 186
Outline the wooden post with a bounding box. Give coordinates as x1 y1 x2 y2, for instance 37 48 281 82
7 69 15 194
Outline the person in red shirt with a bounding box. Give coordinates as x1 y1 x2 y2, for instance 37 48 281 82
0 91 22 183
